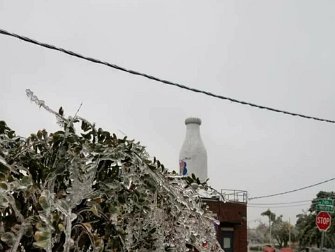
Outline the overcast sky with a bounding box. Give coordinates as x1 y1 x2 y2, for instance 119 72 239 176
1 0 335 227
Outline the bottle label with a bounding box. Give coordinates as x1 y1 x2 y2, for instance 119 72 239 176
179 160 188 176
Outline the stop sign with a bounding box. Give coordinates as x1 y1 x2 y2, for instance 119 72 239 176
316 211 332 231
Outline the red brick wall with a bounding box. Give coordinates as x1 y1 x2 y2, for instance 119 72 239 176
205 200 247 252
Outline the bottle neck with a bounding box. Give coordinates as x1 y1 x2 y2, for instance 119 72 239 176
185 123 201 138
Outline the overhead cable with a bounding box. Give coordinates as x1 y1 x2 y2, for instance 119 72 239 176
248 199 312 206
1 28 335 124
248 177 335 200
247 203 310 209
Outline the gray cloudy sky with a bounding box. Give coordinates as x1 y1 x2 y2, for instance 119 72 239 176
1 0 335 227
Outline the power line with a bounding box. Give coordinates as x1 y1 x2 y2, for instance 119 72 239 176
248 199 321 210
248 199 312 206
247 203 310 209
1 28 335 124
248 177 335 200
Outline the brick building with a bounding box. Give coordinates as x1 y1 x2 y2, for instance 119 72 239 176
204 189 248 252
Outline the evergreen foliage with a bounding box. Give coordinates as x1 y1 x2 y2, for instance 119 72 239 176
0 91 222 252
296 191 335 248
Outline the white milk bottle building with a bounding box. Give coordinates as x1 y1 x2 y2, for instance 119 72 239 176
179 117 208 181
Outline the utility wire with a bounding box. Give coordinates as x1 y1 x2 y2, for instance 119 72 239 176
1 28 335 124
248 199 312 206
248 177 335 200
247 203 310 209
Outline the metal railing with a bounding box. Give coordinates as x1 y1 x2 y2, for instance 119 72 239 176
220 189 248 203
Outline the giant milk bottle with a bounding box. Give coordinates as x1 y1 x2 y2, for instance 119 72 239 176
179 117 208 181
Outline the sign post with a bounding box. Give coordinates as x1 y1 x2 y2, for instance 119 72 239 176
320 232 325 252
315 199 333 251
316 211 331 251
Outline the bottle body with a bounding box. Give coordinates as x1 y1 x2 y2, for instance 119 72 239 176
179 118 207 181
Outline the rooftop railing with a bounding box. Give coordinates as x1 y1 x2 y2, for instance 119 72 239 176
220 189 248 203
